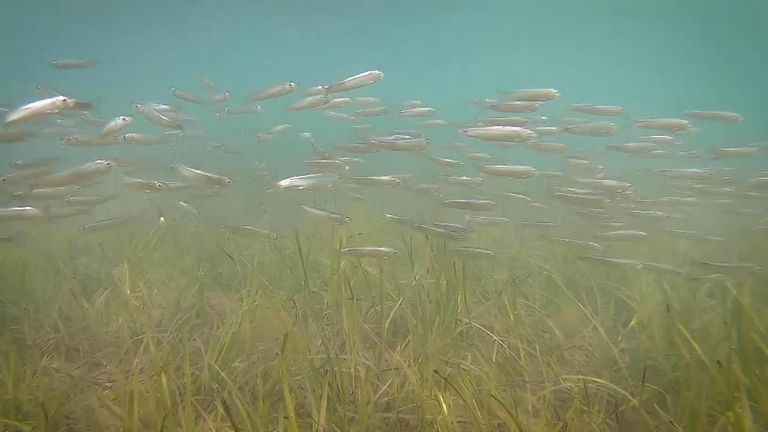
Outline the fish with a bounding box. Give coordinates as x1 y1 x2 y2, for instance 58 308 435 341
485 101 542 113
608 142 658 154
563 121 617 137
50 59 99 69
429 156 464 168
219 103 262 117
0 206 44 222
300 205 350 223
65 194 115 207
464 215 510 225
442 199 496 211
478 164 538 178
134 104 183 130
276 173 339 191
411 224 466 240
533 126 561 137
305 85 325 96
638 135 678 145
505 88 559 102
555 237 605 252
288 95 332 111
340 247 398 258
683 110 743 123
667 229 726 242
711 146 762 158
354 107 392 117
35 160 114 187
568 104 625 116
443 176 485 186
81 216 134 232
209 91 231 104
4 96 91 126
466 152 493 161
121 174 166 193
634 118 692 132
178 200 199 217
316 97 352 110
369 138 428 152
61 135 118 146
266 124 292 135
324 70 384 93
325 111 356 121
101 115 133 137
399 107 436 117
596 230 648 241
350 176 402 187
527 141 567 154
657 168 713 180
697 261 763 272
170 87 204 104
304 159 346 171
249 82 298 101
12 185 81 200
478 117 529 127
446 246 496 258
580 255 645 269
172 163 232 186
120 133 170 145
461 126 537 143
222 225 280 240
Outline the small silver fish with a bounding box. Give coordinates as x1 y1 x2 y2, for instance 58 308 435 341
461 126 537 142
340 247 398 258
684 110 743 123
222 225 280 240
0 206 44 222
81 216 134 232
249 81 298 101
446 246 496 259
288 95 332 111
505 88 559 102
276 173 339 190
50 59 99 69
172 163 232 187
324 70 384 93
170 87 204 104
442 199 496 211
563 121 617 137
101 115 133 137
300 205 350 223
478 164 537 178
568 104 624 116
596 230 648 241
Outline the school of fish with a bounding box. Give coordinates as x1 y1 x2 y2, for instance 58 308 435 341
1 63 766 280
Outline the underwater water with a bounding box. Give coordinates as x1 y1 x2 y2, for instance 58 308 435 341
1 0 768 430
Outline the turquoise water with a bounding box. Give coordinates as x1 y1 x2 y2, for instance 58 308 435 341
2 0 767 129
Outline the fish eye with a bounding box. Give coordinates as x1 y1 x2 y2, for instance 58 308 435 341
272 233 280 240
225 179 233 184
344 217 352 223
